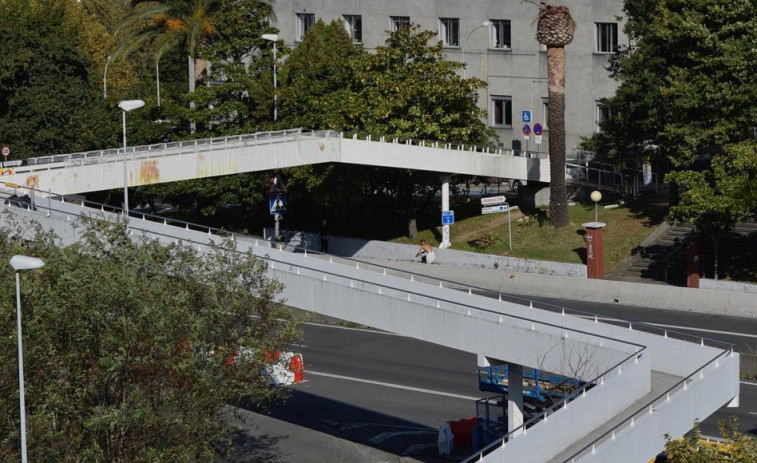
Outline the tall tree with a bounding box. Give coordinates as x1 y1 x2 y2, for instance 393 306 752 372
527 1 575 228
0 0 114 157
0 218 300 461
278 23 491 239
113 0 222 119
582 0 757 235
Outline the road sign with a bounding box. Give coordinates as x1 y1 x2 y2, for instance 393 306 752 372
481 204 509 215
522 124 531 136
535 135 543 145
533 123 543 136
521 110 532 123
442 210 454 225
1 145 9 158
269 193 286 214
481 196 506 206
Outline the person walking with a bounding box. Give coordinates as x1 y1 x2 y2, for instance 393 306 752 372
319 220 330 253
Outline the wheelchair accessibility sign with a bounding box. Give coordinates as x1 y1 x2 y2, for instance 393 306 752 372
269 194 286 214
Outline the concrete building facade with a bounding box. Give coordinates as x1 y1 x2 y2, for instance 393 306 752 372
270 0 627 156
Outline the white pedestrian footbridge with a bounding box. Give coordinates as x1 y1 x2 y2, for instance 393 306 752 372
0 129 549 197
1 192 739 463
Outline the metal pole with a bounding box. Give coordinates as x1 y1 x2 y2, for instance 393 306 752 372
507 204 512 251
15 271 27 463
122 110 129 216
103 55 110 100
272 43 277 122
156 61 161 108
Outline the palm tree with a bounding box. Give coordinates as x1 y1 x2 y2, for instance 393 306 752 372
527 1 575 227
113 0 220 118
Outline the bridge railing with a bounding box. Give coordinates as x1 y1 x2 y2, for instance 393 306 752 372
17 128 550 173
20 128 311 170
2 183 737 463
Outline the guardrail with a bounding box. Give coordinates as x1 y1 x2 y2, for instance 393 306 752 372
14 128 548 174
2 183 735 463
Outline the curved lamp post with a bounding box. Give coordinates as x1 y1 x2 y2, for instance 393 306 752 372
10 255 45 463
261 34 279 122
118 99 145 217
463 21 492 79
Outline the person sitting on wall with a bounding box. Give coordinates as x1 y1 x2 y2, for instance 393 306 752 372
415 240 436 264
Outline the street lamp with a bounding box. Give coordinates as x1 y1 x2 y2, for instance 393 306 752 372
261 34 278 122
103 55 111 100
463 21 492 79
10 255 45 463
118 99 145 217
591 190 602 223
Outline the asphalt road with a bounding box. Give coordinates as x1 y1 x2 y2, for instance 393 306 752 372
229 297 757 462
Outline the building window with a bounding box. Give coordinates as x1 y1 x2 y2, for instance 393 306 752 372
541 98 549 128
490 19 511 49
595 100 611 132
596 22 618 53
491 96 513 127
296 13 315 42
440 18 460 47
343 15 362 43
391 16 410 32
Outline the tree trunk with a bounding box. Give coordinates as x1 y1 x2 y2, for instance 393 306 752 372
546 46 569 227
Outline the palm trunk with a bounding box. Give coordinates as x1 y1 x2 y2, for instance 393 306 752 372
546 46 569 227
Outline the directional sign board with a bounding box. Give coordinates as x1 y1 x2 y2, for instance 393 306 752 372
522 110 532 123
481 204 509 215
442 210 454 225
481 196 506 206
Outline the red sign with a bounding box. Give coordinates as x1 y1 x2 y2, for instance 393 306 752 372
1 145 9 158
533 123 543 136
522 124 531 136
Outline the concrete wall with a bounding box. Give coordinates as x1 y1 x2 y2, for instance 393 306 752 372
701 278 757 294
269 229 756 318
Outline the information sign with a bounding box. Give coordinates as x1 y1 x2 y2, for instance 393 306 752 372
442 210 454 225
521 110 532 123
481 196 506 206
481 204 509 215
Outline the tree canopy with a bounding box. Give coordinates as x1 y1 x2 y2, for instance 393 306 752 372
582 0 757 233
0 217 300 461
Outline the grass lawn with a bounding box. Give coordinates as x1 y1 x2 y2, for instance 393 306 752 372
391 198 669 273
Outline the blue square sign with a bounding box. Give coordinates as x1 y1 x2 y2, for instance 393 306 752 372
522 110 532 123
442 210 454 225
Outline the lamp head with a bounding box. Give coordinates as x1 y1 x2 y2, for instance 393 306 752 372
590 190 602 203
482 21 493 27
118 99 145 112
261 34 279 42
10 255 45 272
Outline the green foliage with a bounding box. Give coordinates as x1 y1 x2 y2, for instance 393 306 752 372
277 23 493 237
0 0 115 157
0 217 300 461
191 0 277 134
582 0 757 233
662 418 757 462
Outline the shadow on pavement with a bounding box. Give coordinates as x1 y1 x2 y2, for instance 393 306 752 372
236 389 473 463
